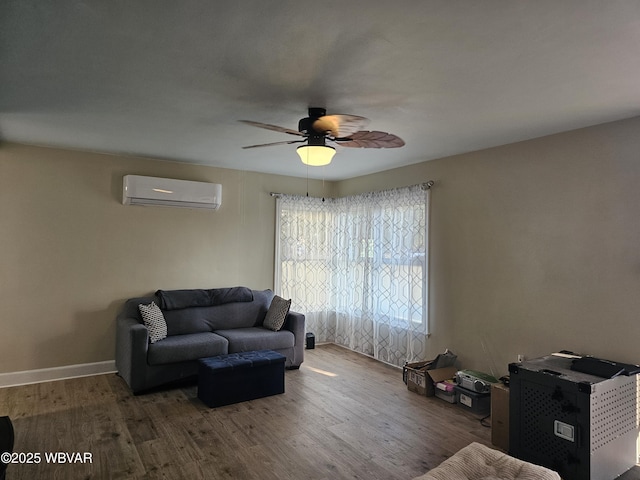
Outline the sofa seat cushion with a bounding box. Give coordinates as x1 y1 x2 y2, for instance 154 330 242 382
147 332 229 366
215 327 294 353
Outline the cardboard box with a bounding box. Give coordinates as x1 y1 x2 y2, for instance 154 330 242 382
406 363 458 397
405 361 431 395
403 360 430 387
491 383 509 451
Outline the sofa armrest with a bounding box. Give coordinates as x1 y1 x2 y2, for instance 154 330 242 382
282 310 305 367
115 315 150 393
283 310 305 338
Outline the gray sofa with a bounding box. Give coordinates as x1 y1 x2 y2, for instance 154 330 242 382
115 287 305 394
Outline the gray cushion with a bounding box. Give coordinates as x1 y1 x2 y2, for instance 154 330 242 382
160 289 275 335
156 286 253 310
215 327 295 353
263 295 291 331
147 332 228 365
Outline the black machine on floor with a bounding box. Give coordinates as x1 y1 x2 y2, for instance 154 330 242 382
509 353 640 480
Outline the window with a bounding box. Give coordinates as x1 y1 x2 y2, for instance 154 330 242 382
275 184 430 366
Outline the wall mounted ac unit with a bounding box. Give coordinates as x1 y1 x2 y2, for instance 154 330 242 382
122 175 222 210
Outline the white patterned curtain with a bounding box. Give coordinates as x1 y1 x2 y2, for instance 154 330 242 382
275 195 336 342
275 185 430 367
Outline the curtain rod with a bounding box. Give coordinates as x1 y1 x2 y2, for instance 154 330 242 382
270 181 434 198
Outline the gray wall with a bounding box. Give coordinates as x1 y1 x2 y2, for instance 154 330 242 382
1 115 639 376
337 116 640 375
0 143 334 373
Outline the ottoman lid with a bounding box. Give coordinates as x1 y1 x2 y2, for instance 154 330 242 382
199 350 285 372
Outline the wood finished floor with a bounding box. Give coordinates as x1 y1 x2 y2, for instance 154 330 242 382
1 344 491 479
3 344 634 480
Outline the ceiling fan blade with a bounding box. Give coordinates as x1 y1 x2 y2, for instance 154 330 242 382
242 139 306 149
239 120 306 137
312 114 370 137
335 130 405 148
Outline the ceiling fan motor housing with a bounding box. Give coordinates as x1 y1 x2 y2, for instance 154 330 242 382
298 107 327 135
308 107 326 118
298 120 328 145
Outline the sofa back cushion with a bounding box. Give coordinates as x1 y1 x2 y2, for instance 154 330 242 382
121 289 275 336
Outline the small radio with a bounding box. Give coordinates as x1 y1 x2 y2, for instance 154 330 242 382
456 370 499 393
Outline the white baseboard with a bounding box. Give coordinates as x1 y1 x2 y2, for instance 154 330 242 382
0 360 117 388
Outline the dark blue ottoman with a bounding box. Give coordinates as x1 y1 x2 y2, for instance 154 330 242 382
197 350 285 407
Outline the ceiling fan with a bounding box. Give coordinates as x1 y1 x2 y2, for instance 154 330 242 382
240 107 404 166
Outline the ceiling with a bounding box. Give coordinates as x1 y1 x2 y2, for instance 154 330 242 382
1 1 640 181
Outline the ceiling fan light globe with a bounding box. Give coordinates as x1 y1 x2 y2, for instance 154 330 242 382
297 145 335 166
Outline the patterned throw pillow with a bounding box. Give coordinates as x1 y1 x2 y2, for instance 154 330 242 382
138 301 168 343
263 295 291 331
